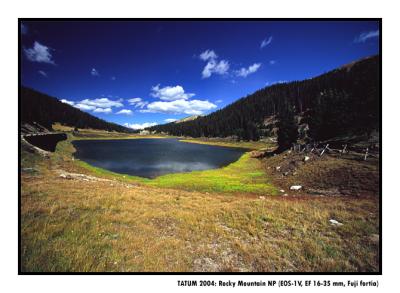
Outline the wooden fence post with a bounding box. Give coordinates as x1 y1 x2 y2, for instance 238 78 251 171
364 147 369 161
341 144 347 155
320 144 329 156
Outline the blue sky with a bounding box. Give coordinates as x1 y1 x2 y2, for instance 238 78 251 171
20 20 380 129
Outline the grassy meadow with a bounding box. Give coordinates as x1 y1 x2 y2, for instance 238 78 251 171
20 130 380 272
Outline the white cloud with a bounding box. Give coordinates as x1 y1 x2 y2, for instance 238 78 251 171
236 63 261 77
70 97 123 113
93 107 112 114
260 36 273 49
142 99 217 115
38 70 47 77
198 49 230 79
151 85 195 101
75 103 96 111
24 41 55 64
269 60 276 65
78 97 123 109
199 49 218 61
266 80 287 86
164 118 177 123
202 62 215 78
124 122 158 130
128 98 142 104
354 30 379 43
135 101 148 108
128 97 148 108
61 98 120 114
111 76 116 81
215 99 223 104
116 109 133 115
214 60 230 75
91 68 99 76
202 59 230 78
60 99 75 106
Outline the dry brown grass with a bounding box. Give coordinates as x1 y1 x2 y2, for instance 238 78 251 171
20 138 380 272
264 151 380 197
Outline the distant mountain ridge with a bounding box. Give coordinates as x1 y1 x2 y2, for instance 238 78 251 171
174 115 202 124
149 55 380 141
20 87 132 133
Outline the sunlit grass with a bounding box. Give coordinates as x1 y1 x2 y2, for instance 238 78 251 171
21 168 379 272
52 123 169 140
54 135 277 194
179 138 271 150
20 134 379 272
148 153 278 194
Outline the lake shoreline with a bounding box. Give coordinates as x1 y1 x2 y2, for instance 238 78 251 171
72 138 247 179
20 130 379 272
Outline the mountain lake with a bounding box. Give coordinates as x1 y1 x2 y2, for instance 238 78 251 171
72 138 246 178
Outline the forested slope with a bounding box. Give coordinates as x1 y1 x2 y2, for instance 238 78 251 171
149 55 380 141
20 87 132 133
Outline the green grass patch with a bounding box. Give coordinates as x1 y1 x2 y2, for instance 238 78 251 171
147 153 278 194
20 134 380 272
53 135 278 195
75 160 150 184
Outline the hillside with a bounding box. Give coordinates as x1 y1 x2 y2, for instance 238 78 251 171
149 55 380 142
174 115 202 124
20 87 133 133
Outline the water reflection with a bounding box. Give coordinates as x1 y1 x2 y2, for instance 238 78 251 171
72 138 245 178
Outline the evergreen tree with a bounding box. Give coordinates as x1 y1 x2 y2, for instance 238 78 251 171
277 104 298 152
308 89 352 141
148 56 379 141
21 87 133 133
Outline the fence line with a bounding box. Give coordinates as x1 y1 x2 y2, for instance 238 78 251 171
290 142 379 160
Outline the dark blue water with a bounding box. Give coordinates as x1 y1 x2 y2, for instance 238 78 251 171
72 139 246 178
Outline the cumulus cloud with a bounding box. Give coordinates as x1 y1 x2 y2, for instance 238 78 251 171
38 70 47 77
128 98 142 104
354 30 379 43
141 99 217 115
93 107 112 114
116 109 133 115
60 99 75 106
236 63 261 78
78 97 123 109
91 68 99 76
198 49 230 79
128 97 148 108
24 41 55 64
151 85 195 101
66 97 123 113
202 59 230 78
124 122 158 130
164 118 177 123
260 36 273 49
75 103 96 111
199 49 218 61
